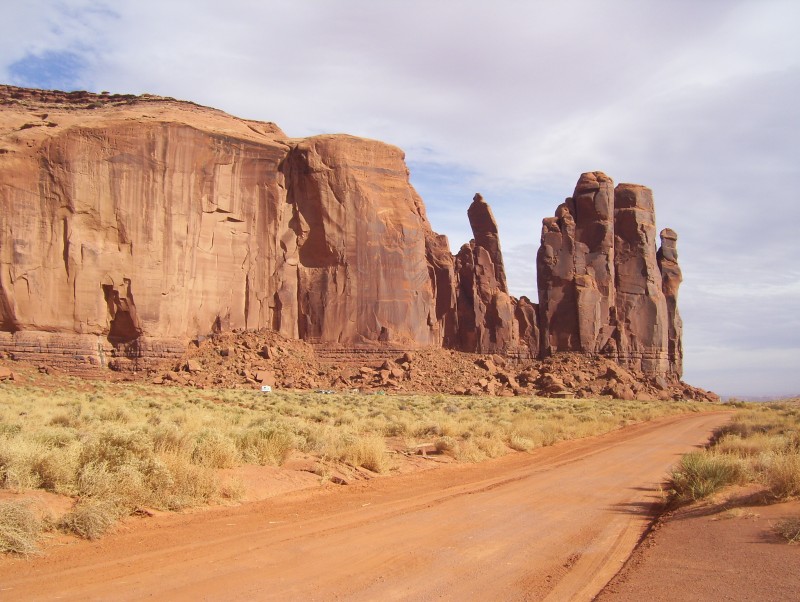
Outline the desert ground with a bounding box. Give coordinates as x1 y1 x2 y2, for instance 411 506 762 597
1 363 798 600
0 407 726 601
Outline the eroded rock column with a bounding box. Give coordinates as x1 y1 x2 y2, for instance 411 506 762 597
537 172 615 356
657 228 683 378
612 184 669 375
448 194 517 353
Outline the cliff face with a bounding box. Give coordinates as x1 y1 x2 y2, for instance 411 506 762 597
0 86 682 381
0 87 451 367
282 135 442 346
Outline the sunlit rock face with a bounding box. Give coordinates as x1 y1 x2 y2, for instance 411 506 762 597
0 87 449 366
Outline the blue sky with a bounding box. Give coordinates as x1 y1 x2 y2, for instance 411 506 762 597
3 0 799 396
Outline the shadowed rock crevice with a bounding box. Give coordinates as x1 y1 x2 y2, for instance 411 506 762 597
102 280 141 343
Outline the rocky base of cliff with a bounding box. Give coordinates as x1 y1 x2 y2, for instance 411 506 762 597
107 330 715 402
0 330 717 402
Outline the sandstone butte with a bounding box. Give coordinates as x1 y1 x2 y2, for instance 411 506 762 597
0 85 703 397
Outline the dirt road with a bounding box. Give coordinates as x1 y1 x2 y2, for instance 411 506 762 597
0 412 730 601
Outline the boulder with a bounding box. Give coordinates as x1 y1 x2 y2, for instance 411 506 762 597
255 370 275 385
184 360 202 373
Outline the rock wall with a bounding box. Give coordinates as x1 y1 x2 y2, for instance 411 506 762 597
281 135 443 346
0 86 684 381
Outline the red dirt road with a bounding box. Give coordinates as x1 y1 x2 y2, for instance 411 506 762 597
0 412 730 601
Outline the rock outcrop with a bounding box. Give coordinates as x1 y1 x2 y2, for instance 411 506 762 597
611 183 669 376
0 86 695 390
535 173 683 379
282 135 443 346
537 171 616 356
447 194 521 355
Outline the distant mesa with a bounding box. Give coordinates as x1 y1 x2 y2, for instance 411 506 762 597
0 85 707 398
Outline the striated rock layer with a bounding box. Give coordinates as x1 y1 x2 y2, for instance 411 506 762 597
1 86 687 388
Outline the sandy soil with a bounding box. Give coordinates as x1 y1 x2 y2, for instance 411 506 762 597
597 491 800 602
0 412 730 601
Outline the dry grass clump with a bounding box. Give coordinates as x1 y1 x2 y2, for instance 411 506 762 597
669 401 800 503
339 433 390 473
0 500 43 554
670 452 747 501
191 429 239 468
236 426 295 466
761 453 800 500
58 500 119 540
774 516 800 544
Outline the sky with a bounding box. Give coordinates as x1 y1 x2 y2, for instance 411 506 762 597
2 0 799 397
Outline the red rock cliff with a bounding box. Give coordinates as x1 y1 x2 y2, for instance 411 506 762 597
0 87 448 367
0 87 683 379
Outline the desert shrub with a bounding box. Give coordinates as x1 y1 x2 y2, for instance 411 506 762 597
155 454 218 510
191 430 239 468
96 406 132 423
151 424 194 457
76 462 149 511
0 500 42 554
78 426 153 470
475 435 507 458
58 500 119 540
670 452 747 501
236 426 295 466
339 434 390 473
48 411 81 428
34 426 78 447
715 433 789 457
774 516 800 544
761 453 800 500
0 423 22 437
31 444 79 493
0 438 46 490
454 440 487 463
434 436 458 453
508 433 536 451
